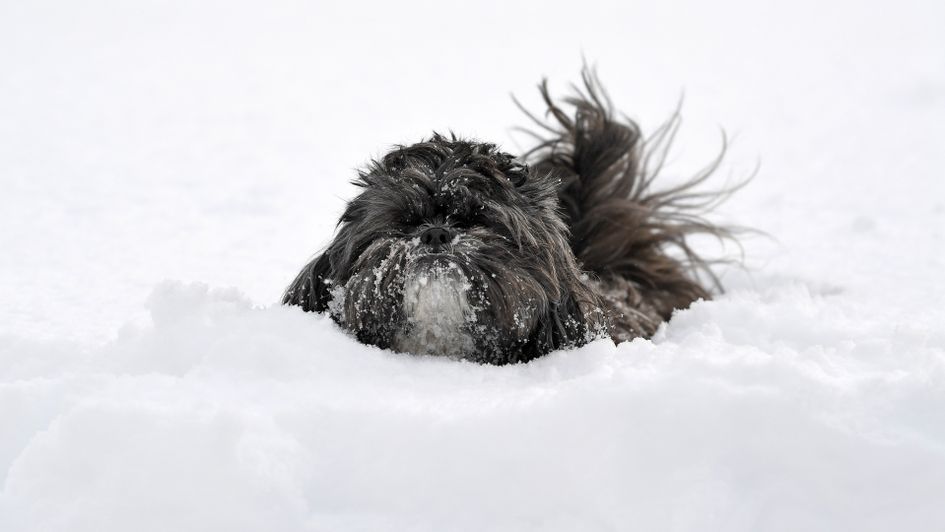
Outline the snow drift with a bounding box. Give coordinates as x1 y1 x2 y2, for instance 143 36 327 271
2 280 943 531
2 0 945 530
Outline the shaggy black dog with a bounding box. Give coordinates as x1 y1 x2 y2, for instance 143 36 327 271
284 69 739 364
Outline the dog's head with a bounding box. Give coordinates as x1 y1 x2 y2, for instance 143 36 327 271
284 134 605 364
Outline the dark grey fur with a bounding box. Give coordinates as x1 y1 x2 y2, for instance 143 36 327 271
284 69 740 364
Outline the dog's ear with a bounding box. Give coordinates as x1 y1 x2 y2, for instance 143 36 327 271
517 289 596 362
283 251 334 312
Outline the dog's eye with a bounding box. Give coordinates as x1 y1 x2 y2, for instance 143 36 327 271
400 214 421 226
492 151 529 187
450 212 489 230
505 161 528 187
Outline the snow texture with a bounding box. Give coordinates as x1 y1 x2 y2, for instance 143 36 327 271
1 0 944 530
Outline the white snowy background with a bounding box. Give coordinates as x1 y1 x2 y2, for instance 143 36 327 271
2 0 944 530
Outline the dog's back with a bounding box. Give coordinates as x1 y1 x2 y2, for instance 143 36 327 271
521 70 738 340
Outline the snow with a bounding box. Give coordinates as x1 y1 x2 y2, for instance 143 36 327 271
1 0 944 530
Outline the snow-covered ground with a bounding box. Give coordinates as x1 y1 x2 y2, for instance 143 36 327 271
2 0 944 530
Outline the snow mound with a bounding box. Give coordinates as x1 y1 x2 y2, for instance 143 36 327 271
2 281 943 531
2 0 944 529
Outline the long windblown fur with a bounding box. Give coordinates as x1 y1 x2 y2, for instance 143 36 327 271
284 67 742 363
518 69 741 340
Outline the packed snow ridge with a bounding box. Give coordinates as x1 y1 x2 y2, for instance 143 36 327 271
3 0 945 529
2 279 943 531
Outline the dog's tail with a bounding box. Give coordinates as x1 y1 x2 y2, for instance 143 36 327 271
517 67 743 325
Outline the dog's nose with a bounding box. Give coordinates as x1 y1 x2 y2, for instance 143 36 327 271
419 226 453 249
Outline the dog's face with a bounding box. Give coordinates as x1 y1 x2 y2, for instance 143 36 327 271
285 135 605 364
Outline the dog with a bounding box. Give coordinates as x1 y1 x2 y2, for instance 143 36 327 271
283 69 739 364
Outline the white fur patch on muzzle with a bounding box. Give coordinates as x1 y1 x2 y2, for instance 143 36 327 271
394 263 475 357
